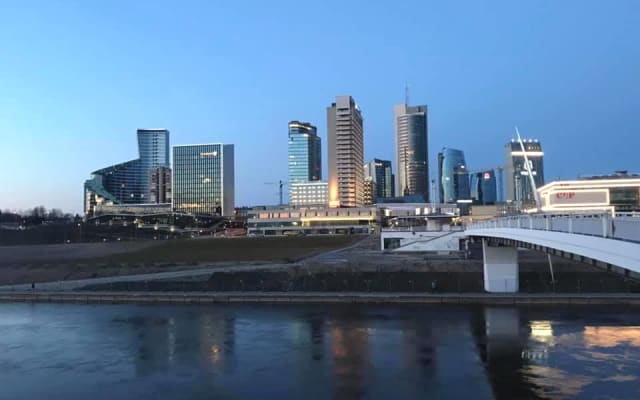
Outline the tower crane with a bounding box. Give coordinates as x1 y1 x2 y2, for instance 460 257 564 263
264 180 288 206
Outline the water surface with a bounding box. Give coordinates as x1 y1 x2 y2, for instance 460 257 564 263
0 303 639 399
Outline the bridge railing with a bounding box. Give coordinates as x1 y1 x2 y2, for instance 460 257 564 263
467 212 640 243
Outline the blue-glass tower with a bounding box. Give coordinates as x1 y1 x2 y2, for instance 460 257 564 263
84 129 170 216
288 121 321 202
471 170 498 205
438 148 471 203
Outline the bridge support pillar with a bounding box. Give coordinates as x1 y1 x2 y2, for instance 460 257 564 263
482 239 519 293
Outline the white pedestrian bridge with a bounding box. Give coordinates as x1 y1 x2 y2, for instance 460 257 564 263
465 212 640 293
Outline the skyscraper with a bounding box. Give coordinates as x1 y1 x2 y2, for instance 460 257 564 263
84 129 170 216
394 103 428 200
504 139 544 205
137 129 170 197
438 148 471 203
327 95 364 207
470 170 497 205
288 121 321 203
364 158 395 200
172 144 235 216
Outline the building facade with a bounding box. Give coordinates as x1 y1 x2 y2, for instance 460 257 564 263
289 181 329 207
438 148 471 203
504 139 545 205
364 158 394 201
137 129 170 197
327 96 364 207
150 166 172 204
288 121 321 203
538 171 640 212
84 129 170 217
394 103 428 200
470 170 498 205
363 177 376 205
172 144 235 216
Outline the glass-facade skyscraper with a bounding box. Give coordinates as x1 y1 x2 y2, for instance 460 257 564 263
504 139 544 205
471 170 498 205
288 121 321 203
438 148 470 203
84 129 170 216
364 158 394 200
394 103 429 200
137 129 170 197
172 144 235 216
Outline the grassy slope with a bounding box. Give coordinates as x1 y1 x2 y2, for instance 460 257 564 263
85 235 363 265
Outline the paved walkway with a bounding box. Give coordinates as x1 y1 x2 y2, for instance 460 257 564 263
2 291 640 305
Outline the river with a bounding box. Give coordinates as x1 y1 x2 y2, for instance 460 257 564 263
0 302 639 399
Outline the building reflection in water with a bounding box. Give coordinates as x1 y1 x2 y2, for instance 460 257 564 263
127 309 236 377
330 317 369 400
583 326 640 347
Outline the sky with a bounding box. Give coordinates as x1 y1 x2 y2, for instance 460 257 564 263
0 0 639 213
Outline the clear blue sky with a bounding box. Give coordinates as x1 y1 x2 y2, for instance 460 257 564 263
1 0 638 213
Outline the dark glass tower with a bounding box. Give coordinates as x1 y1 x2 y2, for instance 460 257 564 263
438 148 470 203
471 170 498 205
394 103 428 200
364 159 394 200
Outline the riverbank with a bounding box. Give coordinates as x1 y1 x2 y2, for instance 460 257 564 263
4 291 640 305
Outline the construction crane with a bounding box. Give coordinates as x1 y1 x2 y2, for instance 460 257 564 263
264 180 288 205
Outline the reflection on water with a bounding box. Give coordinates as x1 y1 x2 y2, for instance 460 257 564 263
0 303 639 399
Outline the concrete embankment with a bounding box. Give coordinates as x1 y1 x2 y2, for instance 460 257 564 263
3 291 640 305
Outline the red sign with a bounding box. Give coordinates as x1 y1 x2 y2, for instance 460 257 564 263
483 172 491 180
556 192 576 200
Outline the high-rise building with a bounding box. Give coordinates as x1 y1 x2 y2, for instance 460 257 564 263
504 139 544 205
438 148 471 203
137 129 170 197
84 129 170 216
288 121 321 203
394 103 428 200
327 96 364 207
150 166 172 204
470 170 497 205
364 159 395 200
172 144 235 216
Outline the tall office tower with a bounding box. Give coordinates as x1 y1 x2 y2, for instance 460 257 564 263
504 139 544 205
394 103 428 200
172 144 235 216
288 121 321 203
470 170 498 205
364 159 395 200
438 148 471 203
137 129 170 197
149 166 172 204
327 95 364 207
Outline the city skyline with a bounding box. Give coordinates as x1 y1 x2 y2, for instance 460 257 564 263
1 1 639 213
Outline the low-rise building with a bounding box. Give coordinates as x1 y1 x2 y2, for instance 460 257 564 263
247 206 379 236
538 171 640 213
289 181 329 207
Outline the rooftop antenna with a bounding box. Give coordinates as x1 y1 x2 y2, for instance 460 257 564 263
515 126 541 210
405 84 409 106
